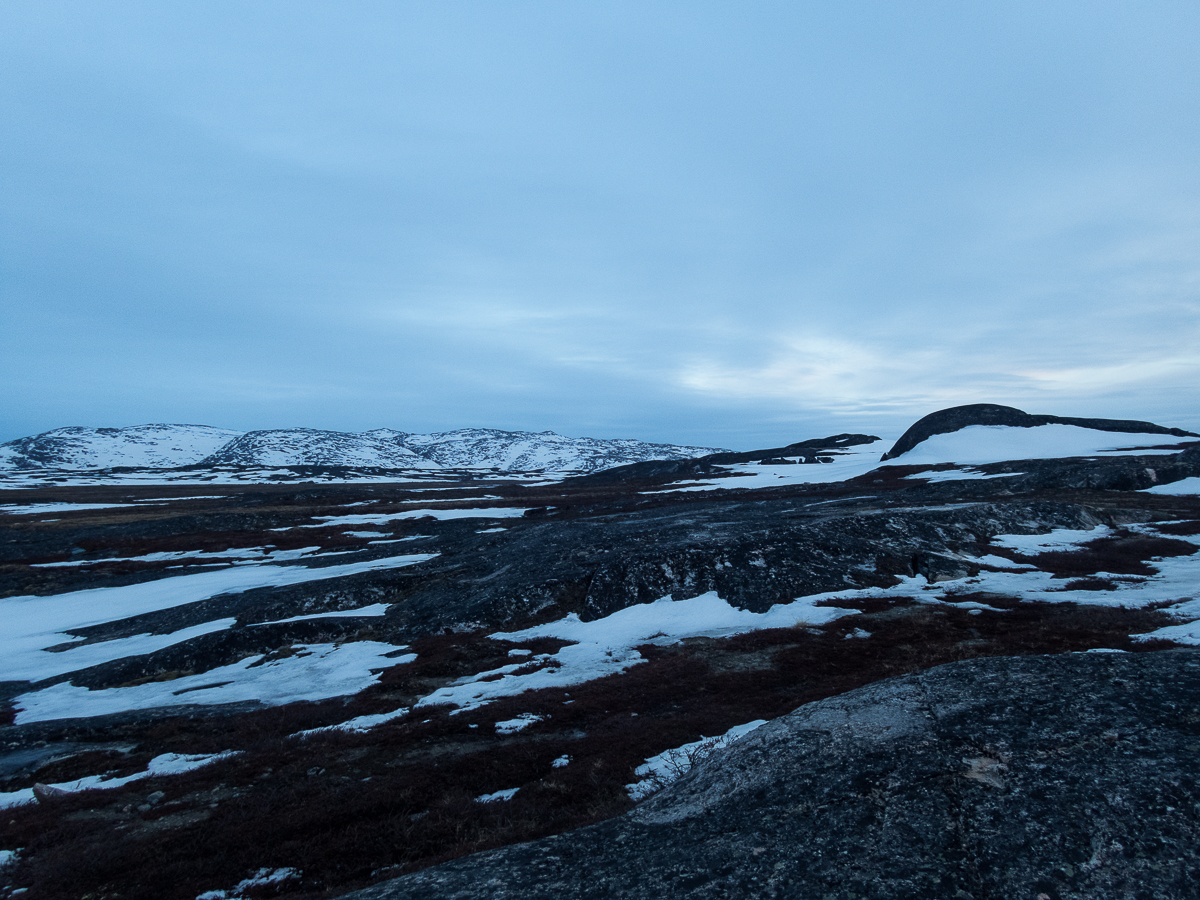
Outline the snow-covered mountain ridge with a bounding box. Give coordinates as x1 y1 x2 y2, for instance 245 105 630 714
0 425 241 471
0 424 728 474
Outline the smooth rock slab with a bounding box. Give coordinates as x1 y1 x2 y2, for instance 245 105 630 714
344 649 1200 900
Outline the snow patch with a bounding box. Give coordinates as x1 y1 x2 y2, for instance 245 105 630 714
0 752 237 810
475 788 519 803
294 706 411 738
0 553 436 683
14 642 418 724
1141 476 1200 495
890 424 1189 467
495 714 544 735
196 867 300 900
627 719 768 801
415 591 859 713
304 507 530 527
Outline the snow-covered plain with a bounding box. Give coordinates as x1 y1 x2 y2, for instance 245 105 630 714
3 418 1196 733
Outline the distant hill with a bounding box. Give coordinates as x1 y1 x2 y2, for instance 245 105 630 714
0 424 729 474
0 424 241 470
881 403 1198 460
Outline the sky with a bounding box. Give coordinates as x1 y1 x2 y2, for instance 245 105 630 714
3 1 1199 449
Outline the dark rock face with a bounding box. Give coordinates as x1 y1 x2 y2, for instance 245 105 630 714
345 650 1200 900
882 404 1198 461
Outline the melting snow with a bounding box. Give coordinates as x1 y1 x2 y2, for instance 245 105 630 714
304 507 530 527
1141 477 1200 495
293 706 411 738
1 553 436 683
475 787 519 803
252 603 391 626
416 591 859 713
14 642 418 724
195 867 300 900
626 719 768 801
0 751 237 810
495 713 544 734
0 502 142 515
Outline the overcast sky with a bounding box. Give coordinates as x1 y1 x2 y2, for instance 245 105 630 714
3 2 1198 448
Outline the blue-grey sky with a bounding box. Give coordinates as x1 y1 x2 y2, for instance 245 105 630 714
3 1 1198 448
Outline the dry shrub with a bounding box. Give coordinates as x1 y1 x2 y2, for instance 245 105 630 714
1151 519 1200 536
1021 532 1197 578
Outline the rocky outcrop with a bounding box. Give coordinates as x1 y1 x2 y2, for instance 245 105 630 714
881 404 1197 461
344 649 1200 900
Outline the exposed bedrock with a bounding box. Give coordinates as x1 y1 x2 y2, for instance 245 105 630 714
344 649 1200 900
881 403 1198 460
403 499 1110 628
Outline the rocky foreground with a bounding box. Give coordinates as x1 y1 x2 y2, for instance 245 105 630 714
349 650 1200 900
